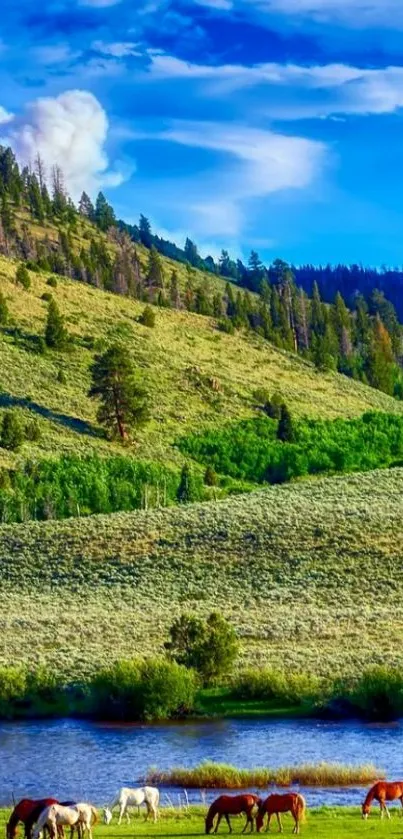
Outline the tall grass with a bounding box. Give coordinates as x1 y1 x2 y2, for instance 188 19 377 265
146 761 383 788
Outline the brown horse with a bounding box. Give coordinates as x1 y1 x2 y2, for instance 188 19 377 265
256 794 306 835
6 800 59 839
205 795 262 834
362 781 403 819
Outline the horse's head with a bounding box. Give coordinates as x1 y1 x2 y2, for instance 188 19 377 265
255 803 265 833
362 803 370 820
6 822 17 839
205 813 213 835
103 808 113 826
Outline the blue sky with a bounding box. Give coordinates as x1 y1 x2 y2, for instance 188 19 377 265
1 0 403 265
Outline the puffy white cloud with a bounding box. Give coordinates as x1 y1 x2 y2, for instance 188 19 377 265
147 54 403 118
3 90 125 199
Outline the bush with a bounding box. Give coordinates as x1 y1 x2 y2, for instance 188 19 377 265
89 658 196 721
0 666 27 718
24 419 41 442
165 612 239 685
57 368 67 385
41 292 52 302
47 276 58 288
232 668 322 708
333 667 403 721
15 264 31 290
0 411 24 450
139 305 156 328
0 292 9 326
217 318 235 335
204 465 218 486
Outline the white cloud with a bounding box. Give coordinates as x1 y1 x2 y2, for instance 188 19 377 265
92 41 142 57
3 90 126 199
191 0 403 28
33 44 82 65
131 121 326 236
0 106 13 125
147 54 403 118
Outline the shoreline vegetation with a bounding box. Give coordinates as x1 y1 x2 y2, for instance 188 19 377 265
145 761 383 788
1 661 403 724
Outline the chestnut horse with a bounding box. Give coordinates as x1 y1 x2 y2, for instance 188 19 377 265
6 799 59 839
205 795 262 834
362 781 403 819
256 794 306 835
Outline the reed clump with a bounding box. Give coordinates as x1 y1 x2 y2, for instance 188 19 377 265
145 761 383 789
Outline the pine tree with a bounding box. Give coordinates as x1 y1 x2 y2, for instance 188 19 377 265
139 214 152 248
277 404 295 442
184 237 199 267
176 464 198 504
45 297 68 349
366 315 395 395
310 281 326 337
15 264 31 290
89 343 150 440
139 305 155 327
146 246 164 292
169 269 181 308
51 165 67 216
78 191 95 220
0 291 9 326
95 192 115 231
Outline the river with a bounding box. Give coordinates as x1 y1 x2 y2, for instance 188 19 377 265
0 717 401 810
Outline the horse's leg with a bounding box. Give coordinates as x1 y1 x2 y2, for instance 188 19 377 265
265 814 271 834
117 805 124 826
224 815 231 834
214 814 222 834
276 814 283 834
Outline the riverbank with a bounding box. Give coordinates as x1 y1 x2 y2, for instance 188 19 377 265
0 806 399 838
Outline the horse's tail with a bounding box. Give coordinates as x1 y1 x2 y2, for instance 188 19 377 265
90 808 98 826
296 795 306 824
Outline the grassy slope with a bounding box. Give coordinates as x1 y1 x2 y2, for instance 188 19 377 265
0 247 402 471
1 467 403 678
0 807 398 839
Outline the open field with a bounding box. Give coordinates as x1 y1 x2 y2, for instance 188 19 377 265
1 251 402 471
1 467 403 678
0 806 401 839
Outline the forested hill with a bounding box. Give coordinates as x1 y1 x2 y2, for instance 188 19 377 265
0 143 402 401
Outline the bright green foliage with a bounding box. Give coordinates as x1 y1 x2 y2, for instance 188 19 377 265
89 658 197 720
233 668 321 708
15 263 31 289
0 411 24 450
165 612 239 684
45 297 68 349
334 666 403 721
95 191 116 232
146 246 164 292
204 465 218 486
89 343 150 440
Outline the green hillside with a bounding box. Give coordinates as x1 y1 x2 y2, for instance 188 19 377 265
1 467 402 678
1 250 401 473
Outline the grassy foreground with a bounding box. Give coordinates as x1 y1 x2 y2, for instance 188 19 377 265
0 807 401 839
0 467 403 678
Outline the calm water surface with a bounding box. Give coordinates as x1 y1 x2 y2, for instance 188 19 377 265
0 717 402 809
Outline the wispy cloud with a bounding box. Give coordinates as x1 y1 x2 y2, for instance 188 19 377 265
92 40 142 57
147 54 403 118
130 120 326 236
191 0 403 28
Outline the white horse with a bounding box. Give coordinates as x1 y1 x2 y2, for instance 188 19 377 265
32 804 97 839
103 787 159 825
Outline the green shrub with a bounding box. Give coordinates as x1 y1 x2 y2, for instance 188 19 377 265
24 418 41 442
0 411 24 450
47 276 58 288
0 666 27 718
232 668 322 707
0 291 9 326
333 667 403 721
165 612 239 685
57 368 67 385
41 292 52 302
15 264 31 290
217 318 235 335
204 465 218 486
89 658 196 720
139 305 156 328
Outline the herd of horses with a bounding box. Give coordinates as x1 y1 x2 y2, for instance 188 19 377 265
4 779 403 838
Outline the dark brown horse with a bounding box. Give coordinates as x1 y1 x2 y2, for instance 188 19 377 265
6 800 59 839
256 794 306 835
205 794 262 834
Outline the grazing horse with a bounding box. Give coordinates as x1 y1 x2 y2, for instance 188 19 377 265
32 804 97 839
6 799 59 839
205 794 262 835
103 787 159 825
362 781 403 819
256 794 306 835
